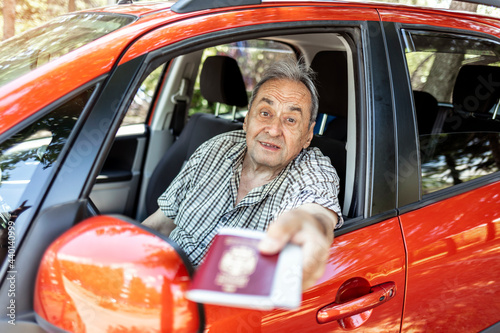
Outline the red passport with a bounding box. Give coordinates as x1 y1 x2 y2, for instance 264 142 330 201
186 228 302 310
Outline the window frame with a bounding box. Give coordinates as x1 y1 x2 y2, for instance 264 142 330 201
394 23 500 214
139 23 370 224
116 20 382 232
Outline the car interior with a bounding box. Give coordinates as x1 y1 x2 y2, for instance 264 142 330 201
90 31 361 224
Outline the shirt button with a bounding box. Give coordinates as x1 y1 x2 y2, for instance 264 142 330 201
221 217 228 222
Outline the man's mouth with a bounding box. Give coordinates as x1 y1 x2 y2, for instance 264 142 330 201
260 141 280 150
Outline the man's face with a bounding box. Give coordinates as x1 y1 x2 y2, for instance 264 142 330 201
243 78 314 172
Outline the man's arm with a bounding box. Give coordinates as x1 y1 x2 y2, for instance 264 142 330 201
143 208 176 236
258 203 338 290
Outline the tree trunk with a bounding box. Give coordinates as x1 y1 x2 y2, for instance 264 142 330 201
449 1 478 12
47 0 58 18
422 2 479 102
3 0 16 40
68 0 76 12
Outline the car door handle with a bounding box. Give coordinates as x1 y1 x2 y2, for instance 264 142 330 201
316 281 396 324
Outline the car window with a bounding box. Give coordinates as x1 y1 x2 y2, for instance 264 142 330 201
0 87 94 262
189 40 296 120
122 64 166 126
0 13 135 87
403 30 500 195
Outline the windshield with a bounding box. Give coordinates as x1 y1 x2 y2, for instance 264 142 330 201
0 13 135 87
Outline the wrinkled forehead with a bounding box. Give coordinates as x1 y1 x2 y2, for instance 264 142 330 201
252 78 312 114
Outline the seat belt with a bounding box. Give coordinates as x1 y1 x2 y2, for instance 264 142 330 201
170 78 190 138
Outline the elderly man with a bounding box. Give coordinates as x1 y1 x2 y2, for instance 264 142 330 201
144 59 343 289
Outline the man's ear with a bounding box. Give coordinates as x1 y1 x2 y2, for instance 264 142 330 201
303 121 315 149
243 108 249 132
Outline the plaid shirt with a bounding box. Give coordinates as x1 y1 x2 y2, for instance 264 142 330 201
158 130 343 266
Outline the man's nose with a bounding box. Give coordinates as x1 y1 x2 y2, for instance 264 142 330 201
266 117 284 137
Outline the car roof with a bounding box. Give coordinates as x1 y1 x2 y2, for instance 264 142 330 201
1 0 500 137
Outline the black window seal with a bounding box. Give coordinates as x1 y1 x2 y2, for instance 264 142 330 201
382 21 421 208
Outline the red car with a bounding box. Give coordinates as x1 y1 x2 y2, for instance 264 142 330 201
0 0 499 332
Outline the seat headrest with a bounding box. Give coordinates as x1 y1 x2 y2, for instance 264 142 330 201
413 91 439 135
310 51 348 118
453 65 500 115
200 55 248 107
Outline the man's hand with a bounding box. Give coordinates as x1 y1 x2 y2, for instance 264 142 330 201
258 203 337 290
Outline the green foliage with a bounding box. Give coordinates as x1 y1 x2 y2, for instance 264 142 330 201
2 0 109 40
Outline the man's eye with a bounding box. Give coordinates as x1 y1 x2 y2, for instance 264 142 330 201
260 111 270 117
287 117 296 123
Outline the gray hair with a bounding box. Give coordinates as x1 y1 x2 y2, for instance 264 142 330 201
248 58 318 127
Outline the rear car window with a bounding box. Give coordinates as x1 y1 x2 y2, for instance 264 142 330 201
403 30 500 195
0 13 135 87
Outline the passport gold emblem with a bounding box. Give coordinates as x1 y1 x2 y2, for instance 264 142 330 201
216 245 258 292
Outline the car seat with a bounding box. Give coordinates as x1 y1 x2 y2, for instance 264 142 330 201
308 50 349 207
413 90 440 135
145 56 247 215
450 64 500 133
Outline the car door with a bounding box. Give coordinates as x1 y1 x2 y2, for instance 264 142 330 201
96 4 407 332
5 3 406 332
380 10 500 332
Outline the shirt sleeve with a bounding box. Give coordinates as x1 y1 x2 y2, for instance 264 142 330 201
275 148 344 229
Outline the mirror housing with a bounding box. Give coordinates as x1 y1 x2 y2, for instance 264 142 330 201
34 215 202 332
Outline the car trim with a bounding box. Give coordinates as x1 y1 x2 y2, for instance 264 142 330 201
480 320 500 333
365 20 398 216
172 0 261 13
335 209 399 237
171 0 500 15
382 21 421 207
397 175 500 216
398 23 500 46
459 0 500 7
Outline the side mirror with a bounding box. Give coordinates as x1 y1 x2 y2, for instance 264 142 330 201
34 215 202 332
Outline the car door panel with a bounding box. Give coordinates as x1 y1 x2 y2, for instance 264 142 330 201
400 182 500 332
203 218 406 332
91 125 148 217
